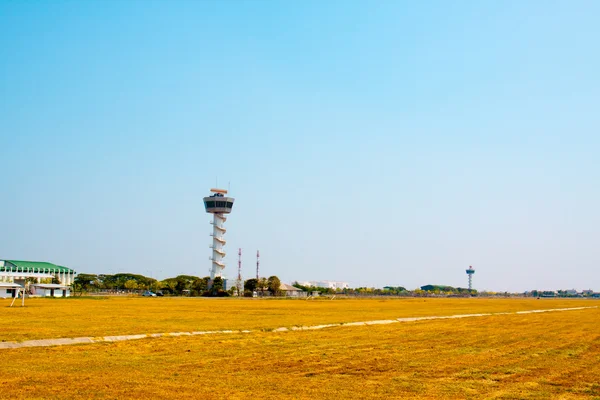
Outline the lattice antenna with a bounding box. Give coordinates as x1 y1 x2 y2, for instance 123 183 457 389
256 250 260 280
236 248 243 296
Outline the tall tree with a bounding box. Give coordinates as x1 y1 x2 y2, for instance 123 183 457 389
212 276 224 292
175 277 188 294
257 277 268 296
192 277 209 295
124 279 138 291
74 274 99 292
244 278 258 292
267 276 281 296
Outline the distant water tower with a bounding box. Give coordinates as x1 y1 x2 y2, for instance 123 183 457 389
466 266 475 290
203 188 235 281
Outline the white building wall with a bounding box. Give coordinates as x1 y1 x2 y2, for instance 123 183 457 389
307 281 349 290
31 287 71 298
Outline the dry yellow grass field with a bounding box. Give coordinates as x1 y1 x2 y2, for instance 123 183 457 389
1 298 599 399
0 296 594 341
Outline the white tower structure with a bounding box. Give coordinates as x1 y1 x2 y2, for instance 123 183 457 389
466 265 475 290
203 188 235 281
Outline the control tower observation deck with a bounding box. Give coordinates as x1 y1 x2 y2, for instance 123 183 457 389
203 188 235 280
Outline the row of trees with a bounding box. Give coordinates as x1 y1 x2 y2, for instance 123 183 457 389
289 282 477 296
243 276 281 296
72 274 482 297
418 285 477 295
73 273 228 296
527 290 598 298
73 273 158 293
290 282 407 296
72 273 283 297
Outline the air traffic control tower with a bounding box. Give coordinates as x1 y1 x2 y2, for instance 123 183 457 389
466 265 475 290
203 188 235 280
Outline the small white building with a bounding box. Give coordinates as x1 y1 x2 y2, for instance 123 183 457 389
30 284 71 298
0 282 23 299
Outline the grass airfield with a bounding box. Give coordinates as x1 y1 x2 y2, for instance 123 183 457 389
1 297 599 399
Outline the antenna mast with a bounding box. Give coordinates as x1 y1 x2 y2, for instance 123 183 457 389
236 248 243 296
256 250 260 280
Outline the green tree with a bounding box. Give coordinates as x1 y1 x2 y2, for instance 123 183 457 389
161 275 199 295
145 278 158 292
71 282 84 296
203 276 226 297
74 274 99 292
212 276 224 291
98 274 115 290
244 278 258 292
267 276 281 296
175 278 188 294
102 273 155 291
161 280 177 295
124 279 138 292
292 281 308 291
257 278 268 296
191 277 209 295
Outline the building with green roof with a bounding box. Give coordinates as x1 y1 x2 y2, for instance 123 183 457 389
0 260 76 286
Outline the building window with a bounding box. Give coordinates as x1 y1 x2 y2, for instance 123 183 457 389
206 200 232 209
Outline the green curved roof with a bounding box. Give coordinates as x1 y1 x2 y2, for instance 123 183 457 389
0 260 75 274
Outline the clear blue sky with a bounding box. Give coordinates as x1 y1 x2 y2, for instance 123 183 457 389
1 0 599 292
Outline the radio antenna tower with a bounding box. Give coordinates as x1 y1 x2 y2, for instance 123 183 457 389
203 188 235 282
236 248 243 296
256 250 260 280
466 265 475 290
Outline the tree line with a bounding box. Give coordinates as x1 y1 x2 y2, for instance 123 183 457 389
72 273 282 297
290 282 478 296
72 274 480 297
